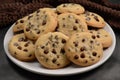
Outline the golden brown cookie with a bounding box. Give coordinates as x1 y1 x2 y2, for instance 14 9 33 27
13 16 28 34
8 33 35 61
24 8 57 40
56 3 85 14
65 32 103 66
35 32 70 69
80 11 106 28
57 13 88 37
89 29 112 48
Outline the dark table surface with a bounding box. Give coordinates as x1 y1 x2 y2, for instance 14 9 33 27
0 1 120 80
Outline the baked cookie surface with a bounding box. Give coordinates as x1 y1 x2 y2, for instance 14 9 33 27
80 11 105 28
24 8 57 40
57 13 88 37
65 32 103 66
35 32 70 69
13 16 28 34
89 29 112 48
56 3 85 14
8 33 35 61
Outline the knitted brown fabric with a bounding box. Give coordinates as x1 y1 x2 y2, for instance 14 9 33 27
101 0 120 10
31 0 49 3
107 19 120 29
19 2 53 16
31 0 62 7
89 0 120 10
0 3 53 28
0 12 19 28
0 0 119 29
0 2 24 12
14 0 32 4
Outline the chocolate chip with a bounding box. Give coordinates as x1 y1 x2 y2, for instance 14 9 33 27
24 38 28 42
57 63 60 66
14 43 19 46
92 52 97 56
92 35 96 39
73 41 78 47
23 49 28 52
42 20 46 25
75 19 79 23
24 42 29 47
62 39 66 44
41 46 45 49
60 48 65 54
89 31 93 33
26 27 30 32
91 14 95 16
98 55 101 58
52 44 55 47
90 40 94 44
20 20 24 23
94 16 99 22
28 15 33 20
28 54 32 57
17 46 22 50
97 35 100 38
37 30 40 34
14 52 17 55
52 49 56 54
80 46 86 51
55 26 59 31
63 4 66 7
37 10 40 13
57 55 60 58
85 60 88 63
73 26 77 30
55 35 58 40
44 49 49 54
62 18 65 20
74 55 79 59
82 39 85 42
80 53 85 58
52 58 57 63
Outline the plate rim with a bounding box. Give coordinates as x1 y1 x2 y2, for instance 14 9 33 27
3 23 116 76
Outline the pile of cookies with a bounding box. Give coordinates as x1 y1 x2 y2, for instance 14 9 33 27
8 3 112 69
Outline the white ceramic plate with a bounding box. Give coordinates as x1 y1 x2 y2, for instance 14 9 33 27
4 23 116 76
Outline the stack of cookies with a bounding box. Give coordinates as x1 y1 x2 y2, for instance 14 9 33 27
8 3 112 69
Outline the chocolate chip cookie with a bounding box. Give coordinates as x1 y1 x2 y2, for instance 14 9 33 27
35 32 70 69
65 32 103 66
